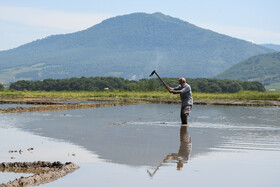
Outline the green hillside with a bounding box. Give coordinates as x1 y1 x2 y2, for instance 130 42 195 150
0 12 273 83
215 52 280 90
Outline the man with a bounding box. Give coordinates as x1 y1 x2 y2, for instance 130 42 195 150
167 78 193 124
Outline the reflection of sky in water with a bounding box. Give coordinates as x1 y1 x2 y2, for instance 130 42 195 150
1 104 280 186
1 173 33 184
0 127 103 184
0 128 104 163
0 104 38 109
43 149 280 187
61 100 111 104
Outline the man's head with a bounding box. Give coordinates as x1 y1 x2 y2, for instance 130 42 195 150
179 77 186 86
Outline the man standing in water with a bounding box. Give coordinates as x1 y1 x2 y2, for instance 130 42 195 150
168 78 193 124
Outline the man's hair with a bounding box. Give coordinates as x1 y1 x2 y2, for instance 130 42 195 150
179 77 186 83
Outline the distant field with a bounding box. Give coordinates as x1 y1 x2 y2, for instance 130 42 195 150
265 82 280 92
1 90 279 101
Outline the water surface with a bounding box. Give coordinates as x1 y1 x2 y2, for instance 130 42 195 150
0 104 37 109
0 104 279 186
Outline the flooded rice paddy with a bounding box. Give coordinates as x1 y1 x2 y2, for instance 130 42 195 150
0 104 280 186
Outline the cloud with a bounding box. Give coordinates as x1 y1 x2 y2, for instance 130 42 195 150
0 5 112 31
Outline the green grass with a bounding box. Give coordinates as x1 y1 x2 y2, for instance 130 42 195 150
193 91 280 101
1 90 280 101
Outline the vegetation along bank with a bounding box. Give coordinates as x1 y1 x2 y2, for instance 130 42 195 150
1 77 279 113
9 77 265 93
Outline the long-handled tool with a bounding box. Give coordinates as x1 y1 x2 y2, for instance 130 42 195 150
149 70 169 90
147 163 162 177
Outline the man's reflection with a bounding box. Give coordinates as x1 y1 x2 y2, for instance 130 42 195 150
163 125 192 170
147 125 192 177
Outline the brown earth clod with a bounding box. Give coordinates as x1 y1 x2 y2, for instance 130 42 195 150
0 161 79 187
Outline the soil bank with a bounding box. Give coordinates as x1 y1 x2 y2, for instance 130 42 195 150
0 161 79 187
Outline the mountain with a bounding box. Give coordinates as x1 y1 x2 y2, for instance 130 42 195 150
260 44 280 51
0 12 274 83
215 52 280 87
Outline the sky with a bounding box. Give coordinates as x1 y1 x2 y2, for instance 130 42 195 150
0 0 280 51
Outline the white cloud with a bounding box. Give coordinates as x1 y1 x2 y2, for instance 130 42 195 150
0 5 112 30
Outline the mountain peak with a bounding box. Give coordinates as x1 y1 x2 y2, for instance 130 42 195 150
0 12 274 83
95 12 190 28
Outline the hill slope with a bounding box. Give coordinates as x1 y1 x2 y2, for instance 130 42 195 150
0 12 273 83
261 44 280 51
215 52 280 87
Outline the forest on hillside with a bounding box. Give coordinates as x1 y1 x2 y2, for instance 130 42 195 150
216 52 280 86
8 77 265 93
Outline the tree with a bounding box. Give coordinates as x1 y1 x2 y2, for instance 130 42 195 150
207 84 222 93
42 79 56 91
0 84 4 91
8 77 265 93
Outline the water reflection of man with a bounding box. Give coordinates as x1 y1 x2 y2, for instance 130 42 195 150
167 78 193 125
163 125 192 170
147 125 192 176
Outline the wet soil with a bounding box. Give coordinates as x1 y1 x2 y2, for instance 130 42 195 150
0 161 79 187
0 100 143 113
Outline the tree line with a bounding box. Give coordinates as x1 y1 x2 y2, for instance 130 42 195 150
0 84 4 91
9 77 265 93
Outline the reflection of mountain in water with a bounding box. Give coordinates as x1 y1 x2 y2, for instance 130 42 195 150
12 104 280 167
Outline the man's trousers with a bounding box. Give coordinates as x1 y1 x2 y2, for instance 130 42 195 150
180 105 192 124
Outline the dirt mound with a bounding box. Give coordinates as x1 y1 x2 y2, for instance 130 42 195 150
0 161 79 187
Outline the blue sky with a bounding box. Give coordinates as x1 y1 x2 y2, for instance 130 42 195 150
0 0 279 50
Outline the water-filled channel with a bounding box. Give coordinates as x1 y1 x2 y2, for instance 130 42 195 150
0 104 279 186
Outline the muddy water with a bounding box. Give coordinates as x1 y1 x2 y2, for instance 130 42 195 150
1 104 280 186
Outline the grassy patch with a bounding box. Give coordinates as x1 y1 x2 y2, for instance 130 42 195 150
1 90 280 101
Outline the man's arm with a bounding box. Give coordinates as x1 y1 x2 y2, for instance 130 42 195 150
167 86 173 93
173 85 181 90
172 85 190 94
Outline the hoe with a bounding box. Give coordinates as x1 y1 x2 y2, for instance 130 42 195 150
149 70 169 90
